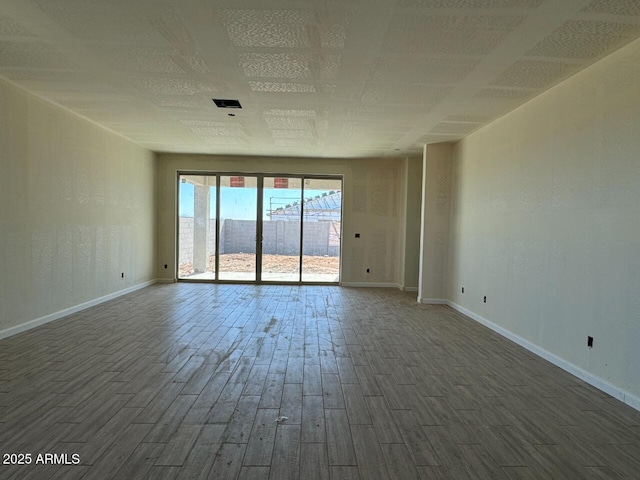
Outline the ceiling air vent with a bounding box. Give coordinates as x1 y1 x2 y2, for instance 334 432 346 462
212 98 242 109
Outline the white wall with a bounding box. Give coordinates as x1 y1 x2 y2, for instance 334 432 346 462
447 37 640 403
157 154 407 286
419 144 452 302
0 78 157 336
401 156 423 291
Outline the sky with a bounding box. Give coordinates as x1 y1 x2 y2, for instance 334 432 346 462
179 184 335 220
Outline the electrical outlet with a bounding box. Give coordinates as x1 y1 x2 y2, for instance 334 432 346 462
121 272 124 278
164 264 168 269
483 296 486 303
355 233 360 238
587 336 593 348
462 287 464 293
366 268 370 273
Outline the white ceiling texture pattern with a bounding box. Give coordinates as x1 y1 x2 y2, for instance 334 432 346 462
0 0 639 157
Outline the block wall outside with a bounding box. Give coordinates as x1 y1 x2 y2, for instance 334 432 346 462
178 217 338 266
223 219 337 256
178 217 216 266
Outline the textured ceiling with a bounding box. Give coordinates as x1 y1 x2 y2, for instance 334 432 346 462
1 0 639 158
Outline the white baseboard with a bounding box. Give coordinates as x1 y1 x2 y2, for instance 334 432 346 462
342 282 402 289
418 297 447 304
0 279 157 341
403 286 418 292
446 300 640 413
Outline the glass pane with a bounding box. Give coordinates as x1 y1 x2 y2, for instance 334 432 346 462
262 177 302 282
302 178 342 283
219 175 257 281
178 175 217 280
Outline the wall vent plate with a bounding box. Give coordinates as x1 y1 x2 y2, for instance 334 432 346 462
213 99 242 108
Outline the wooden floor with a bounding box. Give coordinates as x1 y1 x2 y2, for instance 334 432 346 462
1 284 639 480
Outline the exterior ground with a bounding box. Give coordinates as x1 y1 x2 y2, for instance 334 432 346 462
179 254 339 278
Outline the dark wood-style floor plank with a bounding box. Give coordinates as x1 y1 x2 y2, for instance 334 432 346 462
244 409 278 466
301 443 330 480
269 424 300 480
325 408 357 466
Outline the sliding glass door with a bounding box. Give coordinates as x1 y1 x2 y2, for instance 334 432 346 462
178 175 216 280
178 173 342 284
218 175 258 281
302 178 342 283
262 177 302 282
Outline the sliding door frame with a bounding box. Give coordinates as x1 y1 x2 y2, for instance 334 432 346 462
176 171 343 285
